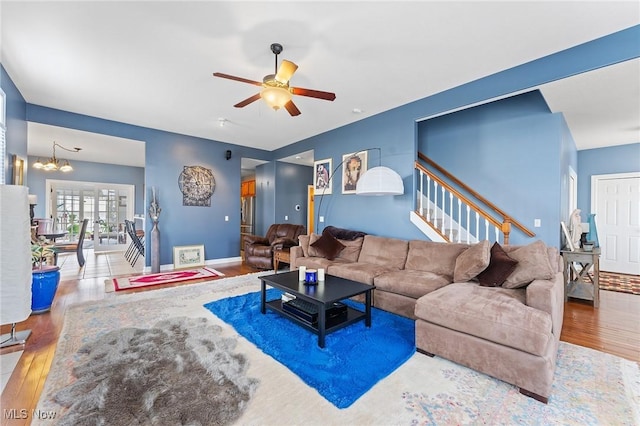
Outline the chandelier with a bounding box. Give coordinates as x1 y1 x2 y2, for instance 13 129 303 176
33 141 82 172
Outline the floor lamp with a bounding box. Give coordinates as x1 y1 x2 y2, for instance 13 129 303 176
0 185 33 348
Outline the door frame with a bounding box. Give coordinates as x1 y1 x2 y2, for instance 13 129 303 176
45 179 135 251
591 171 640 274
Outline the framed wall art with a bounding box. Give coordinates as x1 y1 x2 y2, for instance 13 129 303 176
313 158 332 195
173 244 205 269
341 151 368 194
178 165 215 207
12 155 25 185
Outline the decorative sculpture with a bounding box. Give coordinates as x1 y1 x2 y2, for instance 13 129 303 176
569 209 583 249
149 187 162 273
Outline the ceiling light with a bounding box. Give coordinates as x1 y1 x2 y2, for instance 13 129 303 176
218 118 227 127
34 141 81 173
59 160 73 172
261 86 292 110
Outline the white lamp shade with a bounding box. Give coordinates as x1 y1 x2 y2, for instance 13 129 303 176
0 185 32 324
356 166 404 196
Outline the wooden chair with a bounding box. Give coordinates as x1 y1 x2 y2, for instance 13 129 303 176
54 218 89 267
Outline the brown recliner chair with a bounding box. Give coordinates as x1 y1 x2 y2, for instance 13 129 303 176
243 223 306 269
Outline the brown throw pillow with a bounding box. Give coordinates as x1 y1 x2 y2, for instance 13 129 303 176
502 240 556 289
476 242 518 287
453 240 491 282
310 232 345 260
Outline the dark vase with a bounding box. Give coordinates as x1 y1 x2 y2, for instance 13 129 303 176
31 265 61 314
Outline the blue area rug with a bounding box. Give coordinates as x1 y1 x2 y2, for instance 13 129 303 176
204 289 415 408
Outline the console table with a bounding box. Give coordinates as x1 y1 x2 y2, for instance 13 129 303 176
561 248 600 308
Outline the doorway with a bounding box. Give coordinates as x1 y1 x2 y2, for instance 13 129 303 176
46 180 135 252
592 172 640 274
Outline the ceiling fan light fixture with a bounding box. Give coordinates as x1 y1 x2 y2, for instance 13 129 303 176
275 60 298 84
261 86 292 110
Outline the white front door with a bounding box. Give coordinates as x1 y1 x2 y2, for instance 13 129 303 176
593 173 640 275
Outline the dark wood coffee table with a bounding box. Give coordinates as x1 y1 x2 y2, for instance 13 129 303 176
260 270 375 348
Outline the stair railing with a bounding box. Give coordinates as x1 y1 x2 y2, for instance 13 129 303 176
415 153 535 244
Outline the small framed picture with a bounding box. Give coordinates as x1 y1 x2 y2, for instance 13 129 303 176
173 244 205 269
313 158 332 195
12 155 25 185
342 151 368 194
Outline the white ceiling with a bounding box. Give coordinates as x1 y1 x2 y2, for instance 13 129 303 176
2 1 638 168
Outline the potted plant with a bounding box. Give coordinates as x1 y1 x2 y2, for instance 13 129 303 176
31 236 60 314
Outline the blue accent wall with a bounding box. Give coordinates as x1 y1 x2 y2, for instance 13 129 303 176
26 157 145 219
255 161 276 236
275 162 313 231
255 161 312 235
1 64 28 184
418 91 570 246
25 105 272 266
577 143 640 215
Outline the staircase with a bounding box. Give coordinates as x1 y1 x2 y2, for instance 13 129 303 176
411 153 535 244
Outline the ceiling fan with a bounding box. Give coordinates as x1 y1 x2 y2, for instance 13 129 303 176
213 43 336 116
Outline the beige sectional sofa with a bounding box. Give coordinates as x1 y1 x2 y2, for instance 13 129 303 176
290 227 564 403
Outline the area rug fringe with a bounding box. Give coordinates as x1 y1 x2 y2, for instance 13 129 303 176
36 272 640 425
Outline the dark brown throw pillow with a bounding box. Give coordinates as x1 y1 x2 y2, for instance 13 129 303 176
310 231 345 260
476 242 518 287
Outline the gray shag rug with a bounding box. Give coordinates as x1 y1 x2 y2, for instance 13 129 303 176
52 316 258 426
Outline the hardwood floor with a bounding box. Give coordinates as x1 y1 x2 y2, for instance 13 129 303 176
1 250 638 425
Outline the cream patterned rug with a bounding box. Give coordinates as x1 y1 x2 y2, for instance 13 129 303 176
37 273 640 425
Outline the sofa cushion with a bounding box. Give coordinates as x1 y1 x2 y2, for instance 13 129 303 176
374 270 450 299
310 231 345 260
295 256 351 270
328 262 393 285
405 240 470 278
298 234 311 257
357 235 408 270
502 241 556 289
476 242 518 287
415 283 553 356
335 237 364 262
453 240 491 282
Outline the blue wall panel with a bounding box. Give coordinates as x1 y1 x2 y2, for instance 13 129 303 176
418 91 565 246
275 162 313 230
26 105 272 266
1 65 28 184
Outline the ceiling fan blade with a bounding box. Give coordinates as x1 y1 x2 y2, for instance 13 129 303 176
233 93 262 108
291 87 336 101
213 72 262 87
275 60 298 84
284 100 301 116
